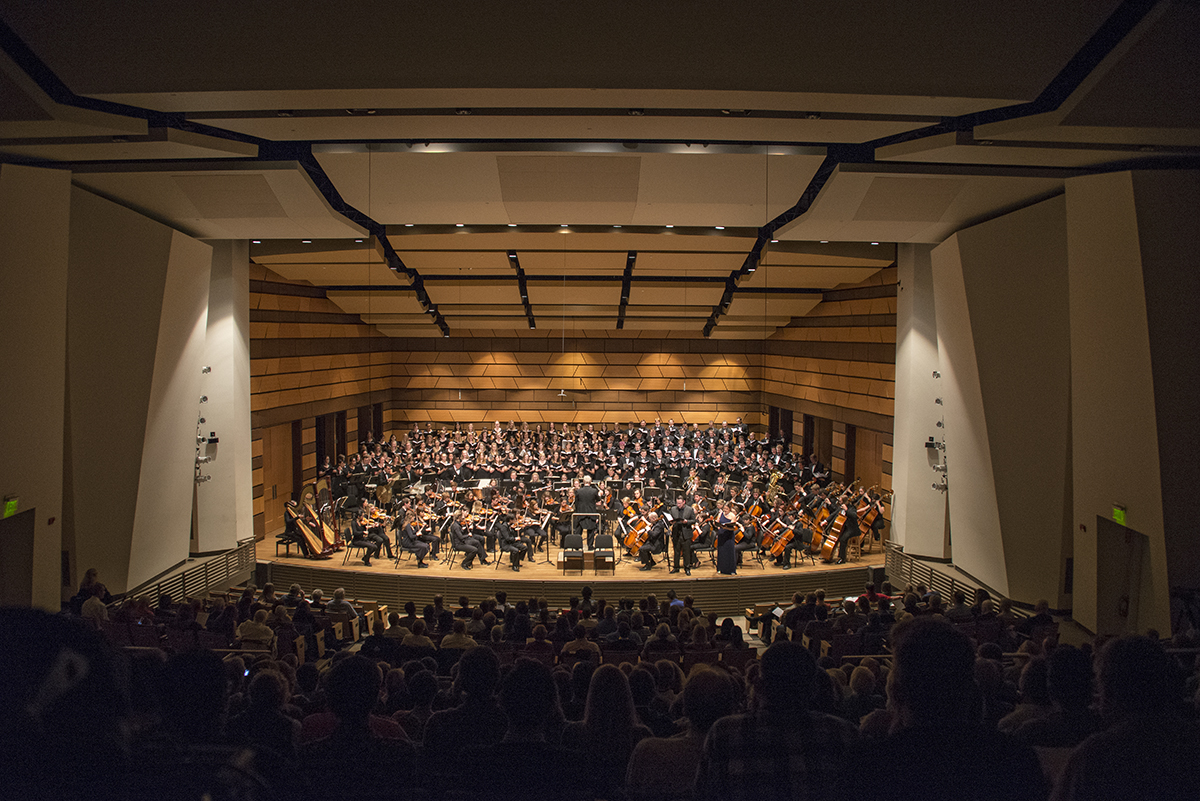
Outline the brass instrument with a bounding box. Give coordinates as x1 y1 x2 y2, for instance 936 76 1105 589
765 470 784 504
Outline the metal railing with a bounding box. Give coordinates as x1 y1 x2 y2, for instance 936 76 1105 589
122 539 257 604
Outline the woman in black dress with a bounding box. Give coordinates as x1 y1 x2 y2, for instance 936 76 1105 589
715 501 739 575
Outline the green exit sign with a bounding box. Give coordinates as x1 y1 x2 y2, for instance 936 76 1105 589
2 496 17 518
1112 505 1126 526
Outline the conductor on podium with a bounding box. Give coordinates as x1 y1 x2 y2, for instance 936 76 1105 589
573 475 601 548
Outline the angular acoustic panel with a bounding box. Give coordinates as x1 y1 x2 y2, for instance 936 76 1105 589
876 130 1195 169
70 161 368 240
775 163 1075 244
518 250 627 276
326 290 423 315
423 278 521 305
268 261 404 286
525 281 620 307
740 264 882 289
395 249 514 275
627 282 724 306
498 154 641 224
633 251 746 276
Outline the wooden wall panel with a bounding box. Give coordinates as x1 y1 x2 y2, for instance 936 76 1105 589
247 262 897 510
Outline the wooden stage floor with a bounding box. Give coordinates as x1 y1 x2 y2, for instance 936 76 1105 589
260 543 886 618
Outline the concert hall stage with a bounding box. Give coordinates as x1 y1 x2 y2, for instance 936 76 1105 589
259 545 886 619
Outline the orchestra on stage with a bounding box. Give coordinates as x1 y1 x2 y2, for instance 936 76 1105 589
278 418 891 574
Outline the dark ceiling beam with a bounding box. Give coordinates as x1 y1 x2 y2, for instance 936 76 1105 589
616 251 635 330
508 250 536 329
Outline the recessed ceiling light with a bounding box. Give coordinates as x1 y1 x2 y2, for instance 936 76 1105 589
405 223 414 227
251 240 261 244
613 225 622 228
770 239 778 243
355 239 363 243
302 239 312 243
455 224 464 227
820 240 829 244
507 223 517 227
665 225 674 228
871 242 880 245
561 224 569 227
715 226 725 230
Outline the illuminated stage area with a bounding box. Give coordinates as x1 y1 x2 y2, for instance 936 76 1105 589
260 545 885 618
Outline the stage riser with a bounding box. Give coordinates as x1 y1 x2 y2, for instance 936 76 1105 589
261 561 878 618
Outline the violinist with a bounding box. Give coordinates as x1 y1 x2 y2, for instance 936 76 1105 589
496 513 528 572
519 499 549 555
397 511 433 568
347 507 381 567
412 507 442 562
358 502 395 560
449 510 488 570
637 511 667 571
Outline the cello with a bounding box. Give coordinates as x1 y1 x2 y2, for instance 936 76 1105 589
819 506 849 563
624 515 651 556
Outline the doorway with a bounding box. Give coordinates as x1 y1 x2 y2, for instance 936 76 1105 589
1095 516 1149 637
260 422 294 539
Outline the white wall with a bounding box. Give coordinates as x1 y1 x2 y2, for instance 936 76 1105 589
1066 171 1172 635
195 240 253 552
66 187 211 593
931 195 1072 604
892 243 948 558
0 164 71 609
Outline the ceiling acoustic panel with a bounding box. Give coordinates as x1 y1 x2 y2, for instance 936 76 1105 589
627 282 724 307
70 161 368 240
726 294 822 319
422 279 521 305
518 250 627 276
267 262 404 286
376 325 444 338
498 154 641 224
739 264 882 289
775 163 1075 244
326 291 423 316
633 251 746 276
394 250 513 275
875 130 1197 169
524 281 620 308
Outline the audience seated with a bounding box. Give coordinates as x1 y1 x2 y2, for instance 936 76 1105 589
697 639 857 800
299 655 415 797
42 581 1200 801
627 666 739 799
838 617 1047 800
1051 635 1200 800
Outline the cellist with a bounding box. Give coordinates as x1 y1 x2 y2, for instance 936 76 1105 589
636 511 667 571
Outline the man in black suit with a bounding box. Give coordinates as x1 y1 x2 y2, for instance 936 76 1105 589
667 495 696 575
496 514 528 572
638 512 667 571
572 474 601 548
450 511 488 569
